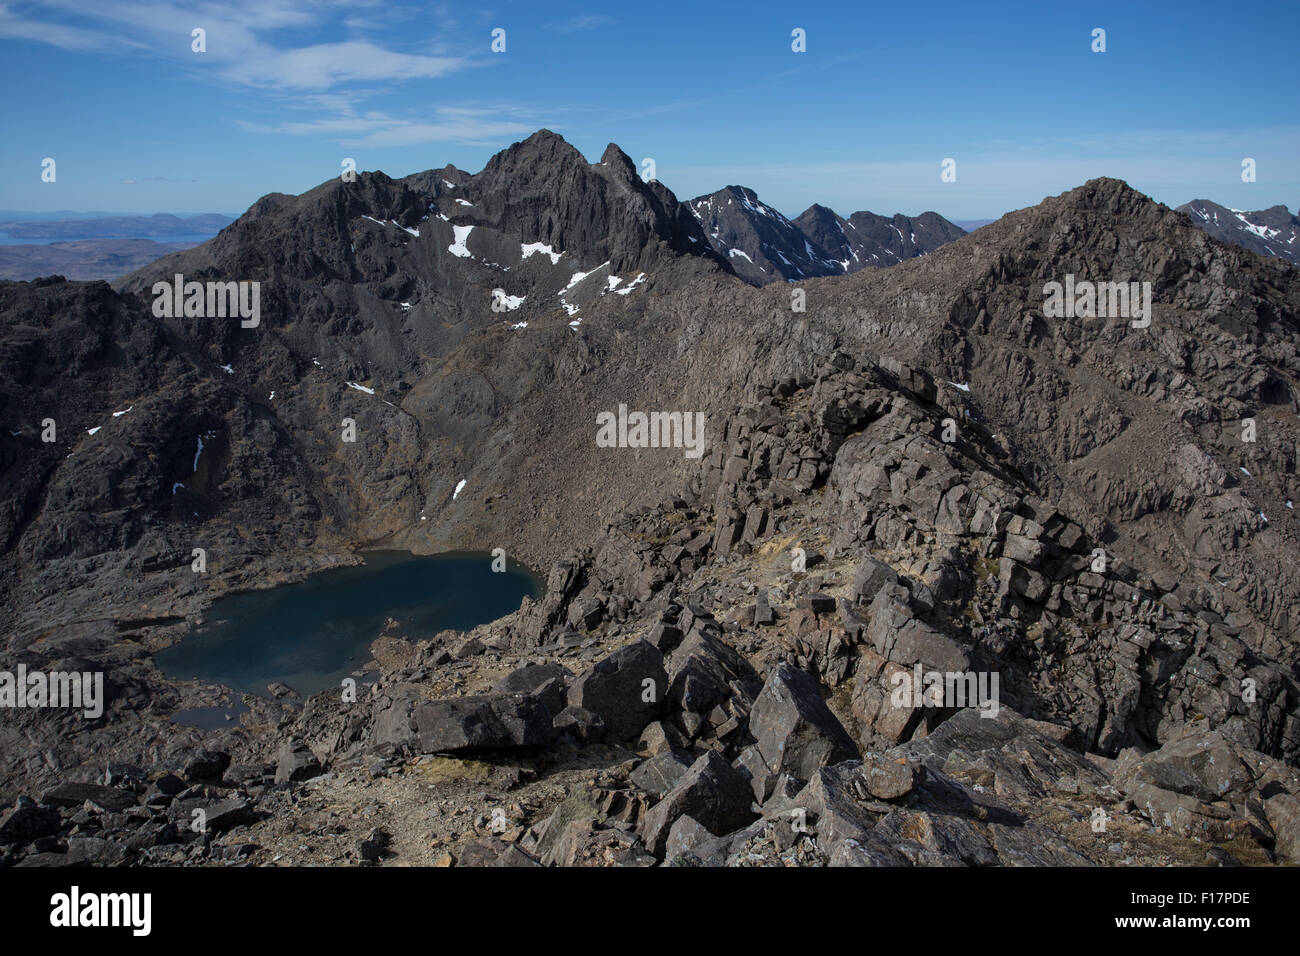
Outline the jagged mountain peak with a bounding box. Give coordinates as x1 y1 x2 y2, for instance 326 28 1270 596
597 142 639 177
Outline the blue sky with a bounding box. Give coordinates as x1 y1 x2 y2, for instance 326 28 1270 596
1 0 1297 221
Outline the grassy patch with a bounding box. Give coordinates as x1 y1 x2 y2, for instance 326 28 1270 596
411 756 494 785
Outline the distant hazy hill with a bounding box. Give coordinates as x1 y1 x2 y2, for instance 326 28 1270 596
0 212 233 240
0 238 201 280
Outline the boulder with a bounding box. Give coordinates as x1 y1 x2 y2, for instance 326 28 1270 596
274 741 323 785
0 798 61 845
747 663 859 781
629 751 693 800
414 693 556 753
640 751 757 856
665 629 761 715
183 750 231 782
852 555 898 603
39 782 138 812
566 640 667 741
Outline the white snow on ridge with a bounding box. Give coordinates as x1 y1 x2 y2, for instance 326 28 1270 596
112 406 132 417
949 382 971 392
219 364 234 374
614 273 645 295
453 479 467 501
564 266 601 291
496 292 526 311
449 225 474 258
455 199 474 207
87 426 101 436
362 214 419 238
347 382 376 395
728 248 753 263
442 179 456 189
606 276 623 291
521 242 562 265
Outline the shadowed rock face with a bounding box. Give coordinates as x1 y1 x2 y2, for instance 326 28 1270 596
2 132 1300 867
793 204 966 275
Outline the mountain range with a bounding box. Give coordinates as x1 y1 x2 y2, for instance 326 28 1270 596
1176 200 1300 268
2 129 1300 868
685 186 966 284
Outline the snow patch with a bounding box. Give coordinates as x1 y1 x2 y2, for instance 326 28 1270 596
347 382 376 395
448 225 474 258
614 273 645 295
452 479 467 501
521 242 562 265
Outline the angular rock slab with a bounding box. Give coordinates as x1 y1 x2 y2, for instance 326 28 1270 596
747 663 859 781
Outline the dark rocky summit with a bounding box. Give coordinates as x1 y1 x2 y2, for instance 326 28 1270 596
2 130 1300 867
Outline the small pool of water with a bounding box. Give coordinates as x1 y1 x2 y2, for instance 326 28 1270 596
155 550 540 699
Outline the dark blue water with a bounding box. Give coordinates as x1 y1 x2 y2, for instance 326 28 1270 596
156 551 540 698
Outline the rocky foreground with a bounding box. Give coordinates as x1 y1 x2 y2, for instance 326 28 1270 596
4 356 1299 867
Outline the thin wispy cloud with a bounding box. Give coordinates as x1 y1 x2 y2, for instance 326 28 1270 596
238 106 546 148
225 42 468 90
544 14 615 33
1 0 478 92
